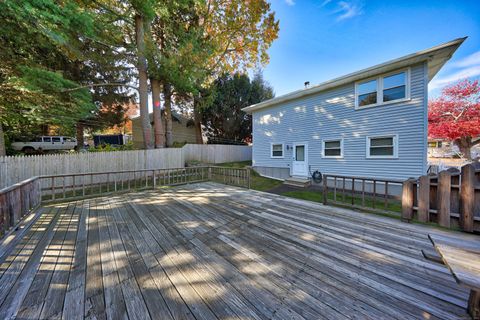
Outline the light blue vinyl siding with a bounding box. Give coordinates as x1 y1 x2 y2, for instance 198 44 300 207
252 63 427 180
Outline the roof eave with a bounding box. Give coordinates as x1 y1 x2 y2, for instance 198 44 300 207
242 37 466 114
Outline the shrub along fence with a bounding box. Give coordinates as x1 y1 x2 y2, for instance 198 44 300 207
0 166 250 238
0 144 252 189
401 163 480 232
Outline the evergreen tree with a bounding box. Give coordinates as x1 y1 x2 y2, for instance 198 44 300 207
201 72 274 143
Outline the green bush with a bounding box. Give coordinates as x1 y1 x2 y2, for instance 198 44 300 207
88 141 135 152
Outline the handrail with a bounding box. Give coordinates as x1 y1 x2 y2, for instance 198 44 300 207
0 176 39 195
322 173 404 184
38 166 198 178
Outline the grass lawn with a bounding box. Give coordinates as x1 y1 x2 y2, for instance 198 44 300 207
216 161 283 191
282 189 402 215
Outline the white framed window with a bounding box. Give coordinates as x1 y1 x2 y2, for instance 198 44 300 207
366 135 398 159
322 139 343 158
270 143 284 158
355 69 410 109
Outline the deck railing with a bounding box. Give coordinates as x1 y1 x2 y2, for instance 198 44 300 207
0 166 250 238
322 174 404 216
0 177 41 237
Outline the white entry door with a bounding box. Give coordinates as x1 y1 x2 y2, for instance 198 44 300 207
292 143 308 176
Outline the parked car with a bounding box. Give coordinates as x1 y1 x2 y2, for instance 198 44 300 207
11 136 77 153
93 134 131 147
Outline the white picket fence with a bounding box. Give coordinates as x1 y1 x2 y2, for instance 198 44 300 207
0 144 252 189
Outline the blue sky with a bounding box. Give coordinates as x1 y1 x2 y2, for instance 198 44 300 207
262 0 480 98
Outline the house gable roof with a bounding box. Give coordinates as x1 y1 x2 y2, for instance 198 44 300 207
242 37 466 114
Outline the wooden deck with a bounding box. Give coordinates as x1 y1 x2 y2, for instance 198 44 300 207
0 182 472 319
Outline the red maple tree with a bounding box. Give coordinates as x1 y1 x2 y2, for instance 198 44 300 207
428 79 480 160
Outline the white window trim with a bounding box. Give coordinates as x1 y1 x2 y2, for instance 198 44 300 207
366 134 398 159
270 142 284 159
355 68 411 110
322 138 344 158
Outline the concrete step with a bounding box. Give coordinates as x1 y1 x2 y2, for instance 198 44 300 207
283 176 312 188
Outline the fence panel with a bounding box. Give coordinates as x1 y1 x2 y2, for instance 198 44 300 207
403 163 480 232
183 144 252 163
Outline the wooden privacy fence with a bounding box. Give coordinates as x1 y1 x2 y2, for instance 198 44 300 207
402 163 480 232
183 144 252 163
0 144 252 189
322 174 404 216
0 166 250 238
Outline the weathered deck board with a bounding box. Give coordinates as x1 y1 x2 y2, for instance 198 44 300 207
0 182 472 319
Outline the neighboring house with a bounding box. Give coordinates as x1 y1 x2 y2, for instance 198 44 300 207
131 111 196 148
428 138 480 159
242 38 465 181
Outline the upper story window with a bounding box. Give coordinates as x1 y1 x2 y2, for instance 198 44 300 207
383 72 406 102
322 139 343 158
271 143 284 158
355 69 409 109
367 135 398 158
357 80 377 107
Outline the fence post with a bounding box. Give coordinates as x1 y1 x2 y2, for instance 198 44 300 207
417 175 430 223
437 170 451 228
247 168 251 189
460 164 475 232
208 167 212 181
401 178 415 222
323 176 328 205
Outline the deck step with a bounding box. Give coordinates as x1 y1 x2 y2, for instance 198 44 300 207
283 176 312 188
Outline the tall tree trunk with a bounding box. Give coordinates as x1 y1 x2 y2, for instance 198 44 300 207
76 121 84 150
0 123 6 156
163 83 174 147
151 78 165 148
135 14 152 149
193 94 203 144
456 137 473 161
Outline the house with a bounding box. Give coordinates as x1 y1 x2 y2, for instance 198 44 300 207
131 111 196 148
242 38 465 181
428 137 480 159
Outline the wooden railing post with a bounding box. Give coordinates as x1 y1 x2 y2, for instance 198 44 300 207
322 175 328 205
401 178 415 222
460 164 475 232
437 171 451 228
417 175 430 223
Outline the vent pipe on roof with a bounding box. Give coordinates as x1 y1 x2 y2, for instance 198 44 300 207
304 81 310 89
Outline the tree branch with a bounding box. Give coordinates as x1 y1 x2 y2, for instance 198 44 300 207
472 138 480 146
62 83 139 93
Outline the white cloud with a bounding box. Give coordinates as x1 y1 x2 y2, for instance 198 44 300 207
429 50 480 91
451 51 480 68
285 0 295 6
430 65 480 90
320 0 332 7
335 1 363 21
